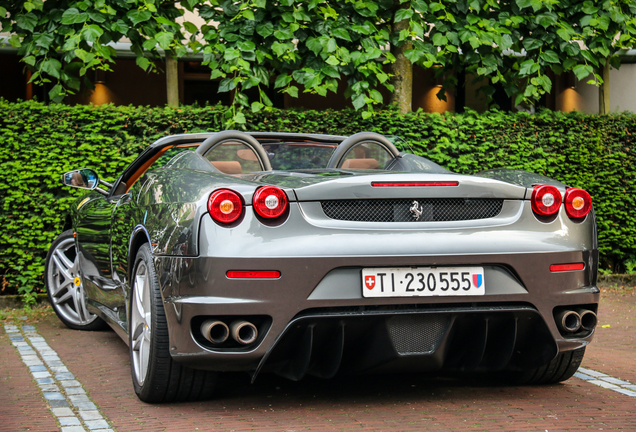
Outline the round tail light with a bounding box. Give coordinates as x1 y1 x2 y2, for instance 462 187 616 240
564 188 592 218
253 186 288 219
531 184 562 216
208 189 243 224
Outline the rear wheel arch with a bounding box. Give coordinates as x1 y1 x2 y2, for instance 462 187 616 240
127 226 151 282
129 243 217 402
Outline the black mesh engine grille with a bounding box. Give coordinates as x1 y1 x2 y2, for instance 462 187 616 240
321 198 504 222
387 314 451 354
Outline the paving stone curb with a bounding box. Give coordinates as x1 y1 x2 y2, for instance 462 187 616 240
4 322 115 432
576 367 636 397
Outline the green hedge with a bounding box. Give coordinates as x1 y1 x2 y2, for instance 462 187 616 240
1 100 635 302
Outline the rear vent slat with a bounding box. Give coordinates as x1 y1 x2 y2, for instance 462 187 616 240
321 198 504 222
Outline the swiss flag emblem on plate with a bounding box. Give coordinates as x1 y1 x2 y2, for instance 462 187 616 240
364 275 376 290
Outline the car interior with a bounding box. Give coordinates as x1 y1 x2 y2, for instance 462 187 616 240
114 133 416 197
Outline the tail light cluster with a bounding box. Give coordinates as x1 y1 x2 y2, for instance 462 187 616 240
208 189 243 224
208 186 288 225
531 185 592 220
564 188 592 218
253 186 288 219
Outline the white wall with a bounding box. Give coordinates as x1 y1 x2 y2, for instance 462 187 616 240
573 63 636 113
608 63 636 113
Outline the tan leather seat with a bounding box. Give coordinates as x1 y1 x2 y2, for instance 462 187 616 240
341 158 380 169
211 161 243 174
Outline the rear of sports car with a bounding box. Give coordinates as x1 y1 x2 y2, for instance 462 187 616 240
154 171 598 383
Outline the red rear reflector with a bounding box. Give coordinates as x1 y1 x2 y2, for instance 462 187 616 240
226 270 281 279
371 181 459 187
550 263 585 272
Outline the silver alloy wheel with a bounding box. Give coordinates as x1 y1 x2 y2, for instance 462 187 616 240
131 259 152 386
47 237 98 326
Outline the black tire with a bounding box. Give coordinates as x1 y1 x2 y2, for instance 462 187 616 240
503 347 586 385
129 244 217 403
45 229 107 331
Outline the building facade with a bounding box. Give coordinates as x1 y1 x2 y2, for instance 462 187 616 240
1 42 635 114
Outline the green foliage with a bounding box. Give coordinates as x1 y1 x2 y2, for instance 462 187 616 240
419 0 636 106
625 256 636 274
3 0 636 118
1 100 635 302
1 0 187 102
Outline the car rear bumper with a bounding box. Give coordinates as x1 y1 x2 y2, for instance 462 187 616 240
156 248 599 374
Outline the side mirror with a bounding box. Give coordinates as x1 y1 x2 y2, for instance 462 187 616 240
62 169 99 190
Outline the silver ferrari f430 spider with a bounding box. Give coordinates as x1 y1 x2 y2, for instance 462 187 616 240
45 131 599 402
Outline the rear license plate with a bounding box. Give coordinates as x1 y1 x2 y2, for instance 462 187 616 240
362 267 485 297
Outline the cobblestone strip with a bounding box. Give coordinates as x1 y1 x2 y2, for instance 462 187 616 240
4 323 115 432
576 366 636 397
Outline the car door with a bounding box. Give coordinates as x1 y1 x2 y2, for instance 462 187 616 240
75 192 122 314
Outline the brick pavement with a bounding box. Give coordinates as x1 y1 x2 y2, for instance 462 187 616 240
2 291 635 432
582 289 636 385
3 323 114 432
0 320 58 431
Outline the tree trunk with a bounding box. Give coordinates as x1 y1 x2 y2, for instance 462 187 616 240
598 59 610 115
389 3 412 113
166 51 179 107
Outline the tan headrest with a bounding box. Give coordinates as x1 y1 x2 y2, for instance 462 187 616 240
211 161 243 174
237 149 259 161
341 158 380 169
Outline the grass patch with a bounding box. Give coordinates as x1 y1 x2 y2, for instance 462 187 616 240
600 285 636 295
0 305 54 324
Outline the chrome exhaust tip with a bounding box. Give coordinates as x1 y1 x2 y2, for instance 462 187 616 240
230 320 258 345
577 309 598 332
556 310 581 333
200 320 230 345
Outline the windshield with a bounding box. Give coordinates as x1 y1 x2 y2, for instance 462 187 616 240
261 143 337 170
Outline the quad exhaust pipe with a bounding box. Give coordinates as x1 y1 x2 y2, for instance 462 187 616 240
230 320 258 345
200 319 259 345
577 308 598 332
555 309 597 334
556 310 581 333
200 320 230 345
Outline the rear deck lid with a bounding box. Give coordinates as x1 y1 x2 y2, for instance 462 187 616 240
291 173 527 201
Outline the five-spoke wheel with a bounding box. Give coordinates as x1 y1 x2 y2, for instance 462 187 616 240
45 230 105 330
130 253 152 386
